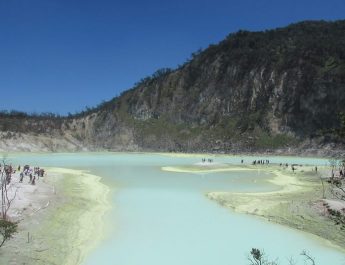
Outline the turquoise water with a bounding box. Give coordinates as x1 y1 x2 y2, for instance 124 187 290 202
6 153 345 265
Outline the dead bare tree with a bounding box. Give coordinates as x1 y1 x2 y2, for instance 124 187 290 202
0 219 17 248
0 158 7 219
248 248 278 265
0 156 18 221
330 179 345 200
287 257 297 265
317 170 326 199
326 158 345 229
248 249 316 265
0 156 18 248
328 159 345 200
300 250 315 265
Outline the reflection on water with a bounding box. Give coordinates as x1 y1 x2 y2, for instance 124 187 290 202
6 153 345 265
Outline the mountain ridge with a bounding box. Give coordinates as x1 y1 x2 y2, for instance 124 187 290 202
1 20 345 155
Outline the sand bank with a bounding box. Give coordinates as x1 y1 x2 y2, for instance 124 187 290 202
207 165 345 251
0 167 111 265
162 164 256 173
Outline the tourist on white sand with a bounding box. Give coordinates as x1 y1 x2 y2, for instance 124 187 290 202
0 164 52 221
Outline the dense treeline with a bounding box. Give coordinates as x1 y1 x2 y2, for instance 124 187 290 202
0 110 61 119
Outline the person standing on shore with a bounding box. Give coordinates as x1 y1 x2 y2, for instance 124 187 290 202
19 172 24 183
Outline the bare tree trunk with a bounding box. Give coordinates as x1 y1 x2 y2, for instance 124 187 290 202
320 175 326 199
0 236 6 248
301 250 315 265
1 168 6 220
0 157 18 221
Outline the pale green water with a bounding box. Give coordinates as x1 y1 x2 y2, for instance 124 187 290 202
6 153 345 265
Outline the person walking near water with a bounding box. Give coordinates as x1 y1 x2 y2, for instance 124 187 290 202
19 172 24 183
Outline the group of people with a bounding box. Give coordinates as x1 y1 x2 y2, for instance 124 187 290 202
201 158 214 163
197 157 345 179
245 159 306 174
0 164 15 184
0 164 45 186
18 165 45 185
251 159 270 165
252 160 303 173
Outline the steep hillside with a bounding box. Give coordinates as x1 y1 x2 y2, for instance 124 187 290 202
1 20 345 154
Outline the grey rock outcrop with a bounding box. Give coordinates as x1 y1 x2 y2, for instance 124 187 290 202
1 20 344 155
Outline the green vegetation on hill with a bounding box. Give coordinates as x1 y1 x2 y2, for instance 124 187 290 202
0 20 344 152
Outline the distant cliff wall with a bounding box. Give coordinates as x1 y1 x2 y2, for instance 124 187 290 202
1 20 344 155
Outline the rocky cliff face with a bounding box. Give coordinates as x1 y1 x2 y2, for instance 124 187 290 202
1 20 345 154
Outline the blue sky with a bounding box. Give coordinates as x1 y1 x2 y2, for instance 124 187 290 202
1 0 344 115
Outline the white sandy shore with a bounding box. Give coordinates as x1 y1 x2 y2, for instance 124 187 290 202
4 170 56 222
47 168 111 265
0 167 111 265
205 165 345 251
162 165 256 173
207 165 318 213
207 168 307 215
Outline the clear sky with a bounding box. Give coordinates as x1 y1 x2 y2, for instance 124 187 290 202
1 0 345 115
